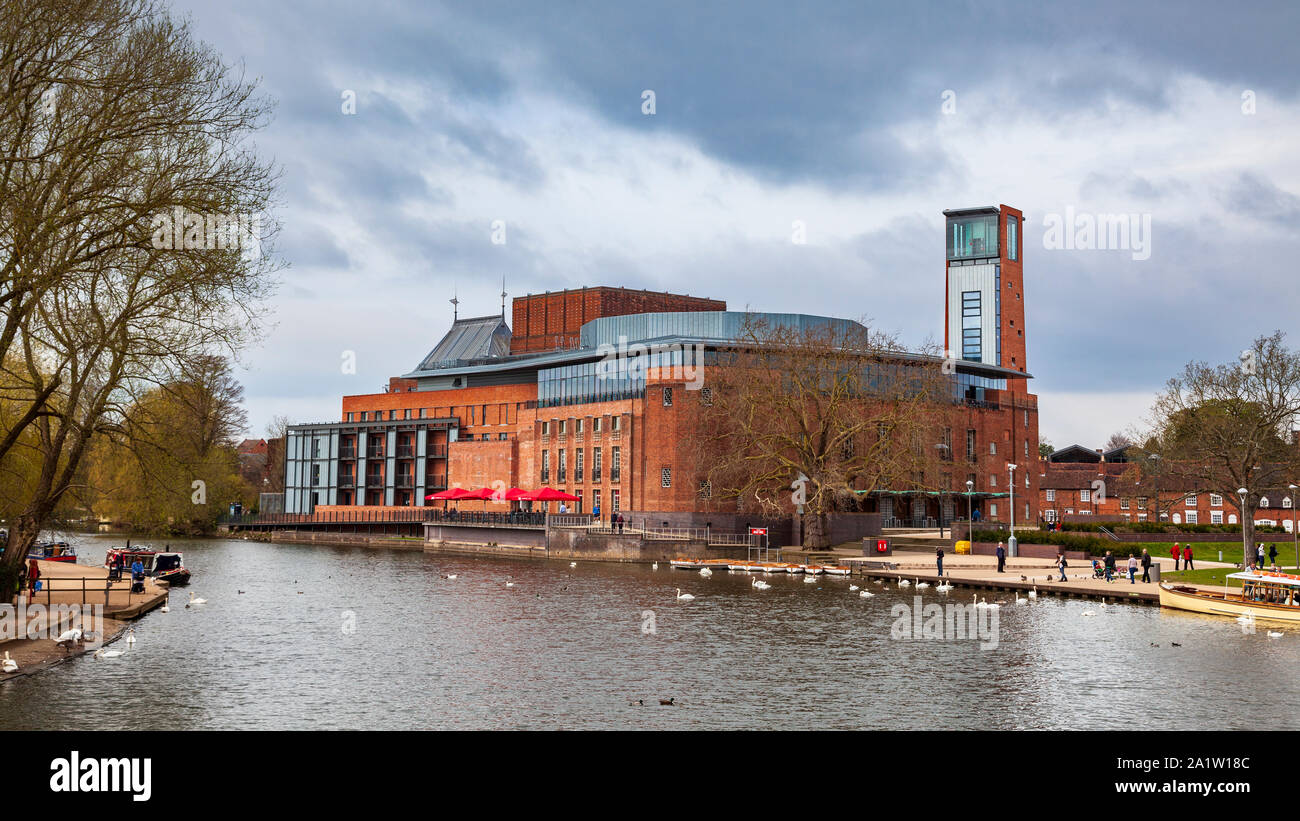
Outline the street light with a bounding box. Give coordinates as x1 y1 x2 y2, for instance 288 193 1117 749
965 479 974 538
1290 483 1298 570
1238 487 1250 570
1008 463 1019 558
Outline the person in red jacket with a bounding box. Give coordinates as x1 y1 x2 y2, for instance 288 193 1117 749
1183 544 1194 571
1171 542 1180 571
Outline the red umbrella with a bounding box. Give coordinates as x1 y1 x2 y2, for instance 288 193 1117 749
428 487 474 501
526 487 580 502
504 487 530 501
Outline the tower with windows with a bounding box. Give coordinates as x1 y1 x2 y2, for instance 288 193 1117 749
943 204 1028 393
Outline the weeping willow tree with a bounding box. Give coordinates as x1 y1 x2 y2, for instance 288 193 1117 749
0 0 280 593
687 314 956 548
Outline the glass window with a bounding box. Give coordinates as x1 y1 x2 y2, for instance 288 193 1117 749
1007 215 1018 261
947 213 999 260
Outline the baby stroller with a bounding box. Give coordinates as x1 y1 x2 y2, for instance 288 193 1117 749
1091 560 1107 579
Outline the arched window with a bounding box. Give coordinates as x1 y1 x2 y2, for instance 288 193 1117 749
1229 514 1238 524
1172 513 1182 524
1260 496 1270 508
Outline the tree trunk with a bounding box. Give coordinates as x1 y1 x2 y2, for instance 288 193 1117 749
803 511 829 549
0 512 44 604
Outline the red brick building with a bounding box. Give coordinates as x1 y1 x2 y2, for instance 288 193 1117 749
283 205 1040 527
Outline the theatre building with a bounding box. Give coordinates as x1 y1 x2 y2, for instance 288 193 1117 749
284 207 1040 527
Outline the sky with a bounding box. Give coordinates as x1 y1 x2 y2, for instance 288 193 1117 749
172 0 1300 450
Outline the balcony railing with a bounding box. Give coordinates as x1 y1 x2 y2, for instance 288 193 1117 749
365 474 385 487
338 475 356 487
366 449 385 460
339 447 357 460
395 475 414 488
396 446 415 459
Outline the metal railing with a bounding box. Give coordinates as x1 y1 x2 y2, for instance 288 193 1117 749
220 509 547 528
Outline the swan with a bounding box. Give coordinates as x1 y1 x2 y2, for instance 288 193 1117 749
125 628 136 647
675 589 696 600
1268 631 1284 638
160 602 169 613
753 579 771 590
915 579 930 589
872 579 884 585
859 590 874 598
1028 587 1038 599
699 567 712 577
1236 613 1254 624
55 628 82 647
570 562 577 568
898 579 911 587
936 580 953 593
505 581 515 587
94 648 125 659
849 584 860 591
652 562 658 570
803 575 816 584
1015 592 1028 605
188 592 207 606
1 651 16 673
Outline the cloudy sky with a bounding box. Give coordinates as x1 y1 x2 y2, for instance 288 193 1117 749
174 0 1300 450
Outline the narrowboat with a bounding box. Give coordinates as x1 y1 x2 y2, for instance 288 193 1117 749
105 546 192 586
28 541 78 563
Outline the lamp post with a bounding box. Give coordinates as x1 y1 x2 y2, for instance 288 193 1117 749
1290 483 1298 570
1149 454 1160 524
1008 463 1019 558
1238 487 1250 570
965 479 974 541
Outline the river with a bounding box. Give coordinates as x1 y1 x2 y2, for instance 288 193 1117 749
1 533 1294 730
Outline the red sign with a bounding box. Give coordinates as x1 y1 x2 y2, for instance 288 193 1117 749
749 527 768 536
876 539 889 553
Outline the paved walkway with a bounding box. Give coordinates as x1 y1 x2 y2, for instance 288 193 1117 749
16 560 169 617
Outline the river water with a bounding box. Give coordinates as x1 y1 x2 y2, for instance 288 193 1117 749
1 534 1294 730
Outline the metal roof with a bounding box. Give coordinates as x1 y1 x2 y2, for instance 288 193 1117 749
414 315 511 372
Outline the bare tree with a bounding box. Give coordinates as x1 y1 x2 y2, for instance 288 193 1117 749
264 413 291 495
687 314 953 548
1146 331 1300 562
1104 431 1134 452
0 0 279 591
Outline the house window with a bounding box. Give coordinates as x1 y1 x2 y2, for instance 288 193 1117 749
1137 497 1147 509
611 489 621 512
593 448 602 481
388 410 395 420
1120 498 1130 509
1185 511 1198 525
1211 511 1223 524
592 491 601 514
699 480 712 499
1185 494 1196 506
346 412 354 422
1260 496 1270 508
419 408 427 419
559 420 566 435
577 419 584 434
1080 488 1091 503
575 449 584 482
1211 493 1222 506
613 416 622 431
990 441 997 456
661 467 672 488
1007 214 1018 261
990 474 997 487
360 412 368 421
542 421 550 436
1046 489 1055 502
700 388 713 406
966 429 977 462
1285 496 1294 509
663 387 673 407
403 409 411 420
594 417 602 433
541 451 550 483
611 447 621 482
990 503 998 518
558 450 567 483
961 291 982 361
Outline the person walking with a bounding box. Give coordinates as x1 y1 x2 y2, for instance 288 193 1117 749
1171 543 1180 571
936 545 945 577
995 541 1006 573
1057 552 1068 581
1140 548 1152 583
1269 543 1279 569
1183 544 1194 571
27 559 40 598
1257 544 1266 570
1103 550 1116 583
592 501 600 524
1127 553 1138 584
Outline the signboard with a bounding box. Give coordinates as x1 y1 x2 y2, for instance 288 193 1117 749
749 527 768 536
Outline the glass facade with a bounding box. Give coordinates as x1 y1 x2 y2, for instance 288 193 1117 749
947 213 999 260
580 311 862 349
961 290 981 361
1007 215 1018 261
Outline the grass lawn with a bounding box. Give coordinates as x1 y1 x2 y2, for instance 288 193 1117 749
1163 567 1244 587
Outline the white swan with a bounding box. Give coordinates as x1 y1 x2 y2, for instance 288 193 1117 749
94 648 125 659
936 580 953 593
1236 613 1255 624
699 567 712 577
915 579 930 589
125 628 136 647
1 651 16 673
859 589 874 598
898 579 911 587
160 602 169 613
651 562 658 570
752 579 771 590
505 581 515 587
1268 631 1284 638
675 589 695 601
55 628 82 646
1015 592 1028 605
849 584 860 591
570 562 577 568
803 575 816 583
1028 587 1038 599
188 592 207 606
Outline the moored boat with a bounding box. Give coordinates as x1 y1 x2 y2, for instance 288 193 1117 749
669 558 705 569
105 546 192 586
1159 571 1300 623
28 541 78 563
821 565 852 576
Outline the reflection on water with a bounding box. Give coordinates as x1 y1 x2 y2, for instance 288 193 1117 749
2 534 1296 730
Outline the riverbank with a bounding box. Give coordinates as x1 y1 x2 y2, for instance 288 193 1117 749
0 617 129 683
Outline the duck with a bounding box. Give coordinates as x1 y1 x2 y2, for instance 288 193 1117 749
675 589 695 601
699 567 712 577
1 651 16 673
659 698 677 706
